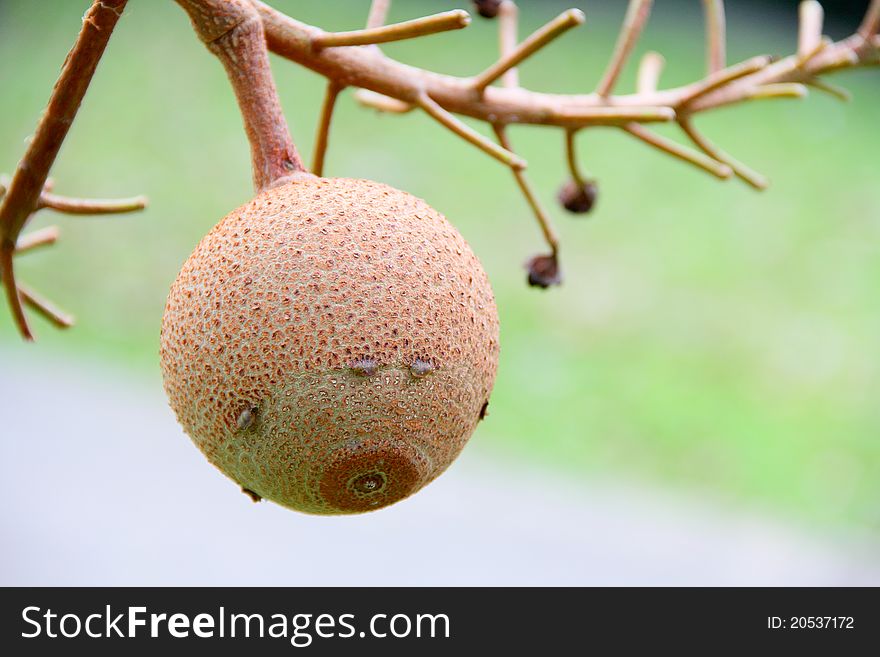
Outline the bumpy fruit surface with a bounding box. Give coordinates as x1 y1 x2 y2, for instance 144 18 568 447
160 176 500 515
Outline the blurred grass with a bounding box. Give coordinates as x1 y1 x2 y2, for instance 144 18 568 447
1 0 878 531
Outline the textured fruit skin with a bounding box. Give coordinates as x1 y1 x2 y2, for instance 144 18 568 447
160 177 500 515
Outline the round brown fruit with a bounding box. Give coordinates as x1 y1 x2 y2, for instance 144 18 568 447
160 176 500 515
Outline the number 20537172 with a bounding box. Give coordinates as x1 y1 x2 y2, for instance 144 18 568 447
768 617 854 630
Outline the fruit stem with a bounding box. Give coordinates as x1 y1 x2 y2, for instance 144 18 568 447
176 0 307 191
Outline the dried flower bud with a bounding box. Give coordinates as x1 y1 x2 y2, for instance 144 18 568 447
472 0 502 19
558 179 598 214
525 253 562 289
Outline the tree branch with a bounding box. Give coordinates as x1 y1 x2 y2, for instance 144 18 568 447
256 2 875 131
0 0 129 340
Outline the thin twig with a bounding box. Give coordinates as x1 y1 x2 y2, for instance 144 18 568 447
18 284 74 329
312 11 470 49
0 0 128 340
701 0 726 74
596 0 654 97
565 130 586 187
622 123 733 179
0 0 129 242
636 51 665 93
798 1 824 59
354 89 412 113
493 125 558 256
0 246 31 340
554 106 676 124
745 83 808 101
416 93 526 169
312 81 344 176
679 118 767 189
37 192 147 215
365 0 391 30
471 9 584 93
498 1 520 88
805 77 852 101
14 226 60 255
679 55 772 105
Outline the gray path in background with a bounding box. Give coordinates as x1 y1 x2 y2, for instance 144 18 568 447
1 347 878 586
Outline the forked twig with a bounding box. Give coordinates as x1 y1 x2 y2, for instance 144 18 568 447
0 0 136 340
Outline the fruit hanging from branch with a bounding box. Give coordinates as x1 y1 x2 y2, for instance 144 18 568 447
160 177 499 514
1 0 878 513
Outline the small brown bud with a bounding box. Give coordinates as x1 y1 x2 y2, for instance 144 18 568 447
472 0 502 19
558 179 598 214
525 254 562 289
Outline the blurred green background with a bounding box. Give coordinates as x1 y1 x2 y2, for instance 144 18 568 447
1 0 878 532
